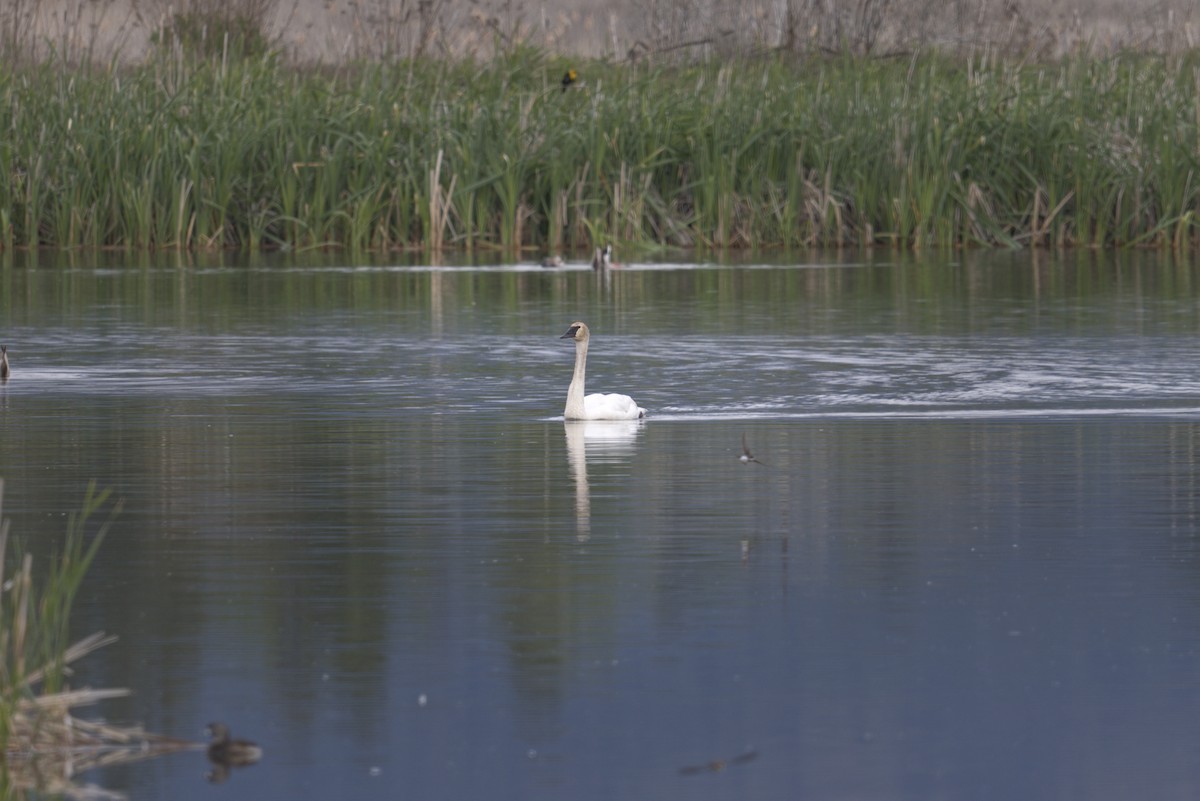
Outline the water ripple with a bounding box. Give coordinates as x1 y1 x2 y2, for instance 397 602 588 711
3 329 1195 421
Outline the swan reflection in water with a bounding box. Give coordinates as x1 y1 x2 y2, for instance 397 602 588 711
564 420 644 542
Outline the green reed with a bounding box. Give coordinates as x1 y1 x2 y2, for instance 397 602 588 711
0 481 196 793
4 48 1200 252
0 481 118 748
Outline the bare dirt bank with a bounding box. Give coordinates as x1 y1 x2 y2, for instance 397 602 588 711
9 0 1200 65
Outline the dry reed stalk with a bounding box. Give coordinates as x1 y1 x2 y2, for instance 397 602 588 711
7 708 200 800
613 161 626 238
428 148 458 252
21 631 118 689
634 171 652 241
551 189 568 251
0 481 199 798
3 634 201 795
13 554 31 680
3 634 202 797
514 199 533 249
1030 185 1043 247
571 162 591 248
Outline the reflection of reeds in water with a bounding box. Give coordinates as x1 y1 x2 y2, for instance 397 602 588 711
0 480 200 798
7 684 201 799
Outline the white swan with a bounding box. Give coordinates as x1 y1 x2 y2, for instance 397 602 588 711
559 321 646 420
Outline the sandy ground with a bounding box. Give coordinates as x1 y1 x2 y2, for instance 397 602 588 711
12 0 1200 64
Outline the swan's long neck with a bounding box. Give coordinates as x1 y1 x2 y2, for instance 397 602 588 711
565 337 589 419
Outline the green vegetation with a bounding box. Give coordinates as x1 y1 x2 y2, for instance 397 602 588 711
0 481 197 793
0 481 116 730
4 48 1200 252
0 482 120 766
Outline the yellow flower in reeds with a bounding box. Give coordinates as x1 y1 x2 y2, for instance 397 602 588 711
562 69 577 92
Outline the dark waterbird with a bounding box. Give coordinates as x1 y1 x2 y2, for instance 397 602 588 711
740 433 765 465
679 749 759 775
205 722 262 782
592 243 620 270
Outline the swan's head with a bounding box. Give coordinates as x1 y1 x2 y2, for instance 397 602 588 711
560 321 590 343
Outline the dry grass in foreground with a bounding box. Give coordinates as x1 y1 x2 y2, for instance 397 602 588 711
0 481 200 799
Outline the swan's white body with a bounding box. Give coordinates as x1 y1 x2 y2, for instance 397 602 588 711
560 321 646 420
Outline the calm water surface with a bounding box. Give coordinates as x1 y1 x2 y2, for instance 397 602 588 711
2 250 1200 800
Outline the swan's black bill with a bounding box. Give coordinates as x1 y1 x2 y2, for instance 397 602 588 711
560 325 581 339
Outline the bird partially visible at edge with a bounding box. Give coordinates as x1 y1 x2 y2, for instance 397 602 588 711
740 433 765 465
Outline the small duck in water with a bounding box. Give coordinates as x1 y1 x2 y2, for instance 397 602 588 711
541 255 565 268
206 722 262 767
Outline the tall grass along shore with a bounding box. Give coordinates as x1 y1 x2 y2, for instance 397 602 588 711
4 48 1200 253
